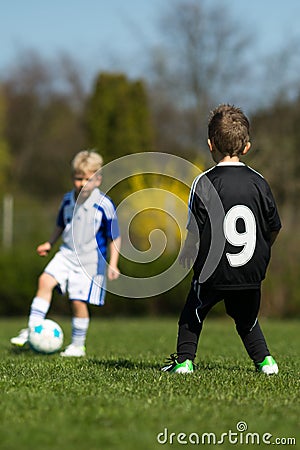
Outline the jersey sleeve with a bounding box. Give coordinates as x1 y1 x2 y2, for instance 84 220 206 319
186 174 210 234
56 200 66 228
107 209 120 240
55 192 73 229
96 198 120 240
264 182 282 231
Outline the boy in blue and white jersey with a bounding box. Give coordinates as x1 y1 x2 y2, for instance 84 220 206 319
11 150 121 357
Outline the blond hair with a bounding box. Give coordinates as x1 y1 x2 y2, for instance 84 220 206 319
71 150 103 174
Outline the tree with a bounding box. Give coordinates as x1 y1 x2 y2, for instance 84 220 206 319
3 51 87 198
86 73 154 163
249 99 300 215
148 0 252 156
243 95 300 316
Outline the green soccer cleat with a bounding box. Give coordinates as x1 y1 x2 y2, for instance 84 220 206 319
256 355 278 375
161 353 194 373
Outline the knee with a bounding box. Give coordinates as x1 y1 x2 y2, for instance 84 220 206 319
38 273 55 291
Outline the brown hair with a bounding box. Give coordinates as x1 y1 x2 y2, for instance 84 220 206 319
208 104 250 156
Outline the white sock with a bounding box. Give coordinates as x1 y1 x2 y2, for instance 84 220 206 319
28 297 50 328
71 317 90 347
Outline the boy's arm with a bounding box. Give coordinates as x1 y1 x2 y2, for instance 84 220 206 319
36 226 64 256
179 230 199 269
107 236 121 280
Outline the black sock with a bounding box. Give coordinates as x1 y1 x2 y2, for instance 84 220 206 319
176 322 202 362
238 321 270 364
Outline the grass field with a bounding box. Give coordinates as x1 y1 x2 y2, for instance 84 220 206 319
0 317 299 449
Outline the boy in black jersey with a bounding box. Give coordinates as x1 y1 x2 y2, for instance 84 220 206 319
161 104 281 375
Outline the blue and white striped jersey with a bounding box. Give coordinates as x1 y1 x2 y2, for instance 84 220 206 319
56 188 120 274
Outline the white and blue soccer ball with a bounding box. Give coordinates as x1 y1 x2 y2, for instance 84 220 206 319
29 319 64 354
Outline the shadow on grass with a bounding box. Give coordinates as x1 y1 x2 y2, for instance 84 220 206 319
88 357 161 370
8 346 160 367
10 345 32 354
87 358 254 373
8 347 254 373
9 346 64 358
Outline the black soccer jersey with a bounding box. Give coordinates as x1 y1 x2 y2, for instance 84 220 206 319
187 162 281 289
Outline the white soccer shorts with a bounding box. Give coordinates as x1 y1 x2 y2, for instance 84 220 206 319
44 251 106 306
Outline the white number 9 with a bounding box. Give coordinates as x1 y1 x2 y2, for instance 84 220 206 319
223 205 256 267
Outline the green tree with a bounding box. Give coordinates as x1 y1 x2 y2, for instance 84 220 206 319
86 73 154 163
250 99 300 214
245 98 300 317
3 51 86 199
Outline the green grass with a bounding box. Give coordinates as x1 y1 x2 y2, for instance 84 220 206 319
0 317 299 449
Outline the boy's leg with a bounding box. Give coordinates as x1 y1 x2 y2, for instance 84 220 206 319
10 272 56 346
70 300 90 347
176 283 220 363
29 273 57 327
60 300 89 357
224 289 270 364
29 252 68 328
61 265 100 357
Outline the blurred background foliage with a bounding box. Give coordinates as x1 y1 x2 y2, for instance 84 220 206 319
1 0 300 318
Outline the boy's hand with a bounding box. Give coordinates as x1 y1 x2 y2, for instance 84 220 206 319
36 242 51 257
107 265 120 280
179 232 199 269
179 245 197 269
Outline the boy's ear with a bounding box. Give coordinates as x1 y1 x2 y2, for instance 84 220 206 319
95 174 102 186
242 142 251 155
207 139 213 152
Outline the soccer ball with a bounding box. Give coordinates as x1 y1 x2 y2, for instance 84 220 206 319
29 319 64 354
